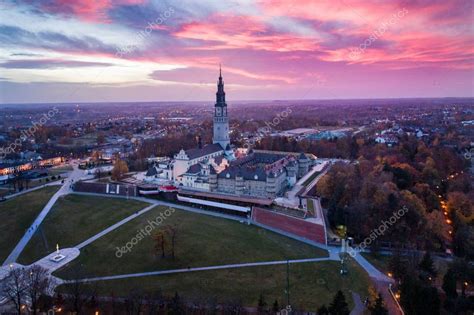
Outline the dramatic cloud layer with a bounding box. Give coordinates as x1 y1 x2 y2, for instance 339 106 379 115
0 0 472 103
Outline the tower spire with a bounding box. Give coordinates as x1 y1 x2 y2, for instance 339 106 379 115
219 63 222 78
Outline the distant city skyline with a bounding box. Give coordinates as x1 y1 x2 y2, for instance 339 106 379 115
0 0 473 103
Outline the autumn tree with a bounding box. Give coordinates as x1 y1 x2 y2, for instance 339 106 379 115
111 160 129 181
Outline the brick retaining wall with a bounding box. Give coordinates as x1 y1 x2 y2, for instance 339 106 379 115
252 207 326 244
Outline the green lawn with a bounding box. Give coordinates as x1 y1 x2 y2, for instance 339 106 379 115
18 195 150 264
55 208 328 279
58 260 369 312
0 186 59 262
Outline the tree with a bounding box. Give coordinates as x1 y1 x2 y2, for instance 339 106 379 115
442 268 458 299
111 160 128 181
389 252 407 281
166 224 178 260
328 290 350 315
400 275 441 315
257 293 268 314
154 231 167 258
169 292 184 315
450 258 474 296
62 266 94 314
419 251 437 281
369 294 388 315
124 288 145 315
317 304 329 315
272 300 279 313
1 267 28 315
24 265 51 315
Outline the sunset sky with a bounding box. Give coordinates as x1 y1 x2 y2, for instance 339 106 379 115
0 0 473 103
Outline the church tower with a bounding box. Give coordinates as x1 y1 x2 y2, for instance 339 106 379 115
213 65 231 151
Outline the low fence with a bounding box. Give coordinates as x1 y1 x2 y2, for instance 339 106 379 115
252 207 327 245
73 181 137 197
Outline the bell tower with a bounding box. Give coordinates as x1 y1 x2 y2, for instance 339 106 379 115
213 65 230 150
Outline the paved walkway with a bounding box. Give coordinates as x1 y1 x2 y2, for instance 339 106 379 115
76 203 157 249
31 248 80 274
374 280 403 315
67 257 332 283
350 292 365 315
350 249 392 282
2 164 84 266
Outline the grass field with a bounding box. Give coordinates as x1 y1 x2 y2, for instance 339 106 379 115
58 260 369 311
55 207 328 279
0 186 59 262
18 195 150 264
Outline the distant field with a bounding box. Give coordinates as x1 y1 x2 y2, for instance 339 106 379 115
18 195 150 264
0 186 59 263
58 260 369 311
55 208 328 279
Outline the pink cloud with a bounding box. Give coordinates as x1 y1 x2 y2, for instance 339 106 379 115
38 0 147 23
174 14 319 52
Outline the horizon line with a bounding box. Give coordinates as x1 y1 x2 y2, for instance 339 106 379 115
1 96 473 106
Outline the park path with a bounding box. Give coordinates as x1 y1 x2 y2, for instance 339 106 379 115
350 292 365 315
76 203 157 249
2 164 85 266
66 257 332 283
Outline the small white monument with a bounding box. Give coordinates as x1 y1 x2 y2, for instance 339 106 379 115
50 244 66 263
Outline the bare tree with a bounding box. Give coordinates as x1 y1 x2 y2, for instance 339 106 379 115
62 266 94 314
24 265 50 315
154 231 167 258
166 224 178 260
125 288 145 315
145 289 163 315
1 267 28 315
